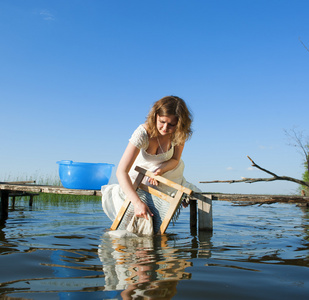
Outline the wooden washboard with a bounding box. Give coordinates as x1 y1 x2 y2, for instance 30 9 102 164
110 166 193 234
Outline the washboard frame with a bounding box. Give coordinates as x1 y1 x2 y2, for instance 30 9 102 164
110 166 193 234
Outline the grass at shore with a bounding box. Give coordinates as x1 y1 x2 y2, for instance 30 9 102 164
3 173 100 205
11 193 100 209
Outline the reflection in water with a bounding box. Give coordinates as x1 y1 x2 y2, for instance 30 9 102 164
98 233 209 299
0 200 308 299
0 219 212 299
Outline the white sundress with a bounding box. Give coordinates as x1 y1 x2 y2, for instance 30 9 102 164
101 124 200 221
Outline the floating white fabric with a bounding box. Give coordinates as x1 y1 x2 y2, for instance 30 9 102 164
106 230 138 238
126 213 154 236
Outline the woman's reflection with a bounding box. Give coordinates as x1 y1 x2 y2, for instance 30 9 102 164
98 233 193 299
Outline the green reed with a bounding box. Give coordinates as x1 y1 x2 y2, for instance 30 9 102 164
3 173 101 207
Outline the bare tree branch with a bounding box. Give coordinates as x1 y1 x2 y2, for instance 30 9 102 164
299 36 309 52
284 128 309 164
200 156 309 188
285 128 309 177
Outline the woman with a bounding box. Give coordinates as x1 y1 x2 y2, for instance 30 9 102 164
101 95 199 221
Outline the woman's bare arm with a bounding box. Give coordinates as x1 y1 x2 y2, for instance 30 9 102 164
116 142 153 219
148 144 184 185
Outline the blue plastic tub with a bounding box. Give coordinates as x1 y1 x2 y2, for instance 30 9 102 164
57 160 114 190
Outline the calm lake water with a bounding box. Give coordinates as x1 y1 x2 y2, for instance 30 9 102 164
0 196 308 299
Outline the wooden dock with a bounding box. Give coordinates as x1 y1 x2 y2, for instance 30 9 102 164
0 182 101 223
1 181 308 231
0 182 213 231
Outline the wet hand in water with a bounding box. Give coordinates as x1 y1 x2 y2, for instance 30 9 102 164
134 201 153 219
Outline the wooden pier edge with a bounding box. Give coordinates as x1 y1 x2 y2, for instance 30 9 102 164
0 182 102 222
1 182 309 231
0 181 214 231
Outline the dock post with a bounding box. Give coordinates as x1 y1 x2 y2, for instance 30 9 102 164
190 198 197 231
29 195 34 207
1 190 9 221
197 193 213 231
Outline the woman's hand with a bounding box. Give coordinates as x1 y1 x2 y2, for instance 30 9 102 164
134 200 153 220
148 168 163 186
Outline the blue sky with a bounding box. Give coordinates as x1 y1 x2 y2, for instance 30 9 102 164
1 0 308 195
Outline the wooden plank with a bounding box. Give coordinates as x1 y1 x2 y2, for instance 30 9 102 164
139 183 174 203
135 166 193 195
111 167 193 234
0 183 41 193
7 181 36 184
0 182 102 196
110 171 145 230
159 190 184 234
8 192 39 197
110 197 131 230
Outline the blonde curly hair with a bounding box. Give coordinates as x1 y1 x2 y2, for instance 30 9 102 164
146 96 193 145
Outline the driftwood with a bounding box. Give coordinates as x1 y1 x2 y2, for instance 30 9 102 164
201 193 309 206
200 156 309 188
